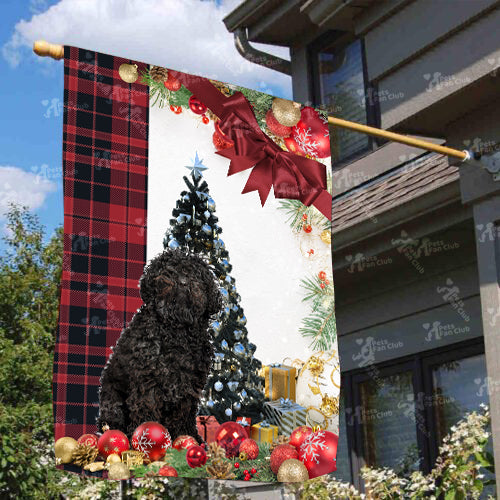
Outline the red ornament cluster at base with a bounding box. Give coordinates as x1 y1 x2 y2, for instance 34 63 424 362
77 433 98 448
270 444 299 474
131 421 172 462
172 435 198 450
215 422 247 458
158 465 178 477
97 429 129 459
289 425 313 451
239 438 259 460
299 430 338 478
186 445 208 468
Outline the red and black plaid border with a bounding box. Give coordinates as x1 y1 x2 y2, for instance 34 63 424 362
54 47 149 441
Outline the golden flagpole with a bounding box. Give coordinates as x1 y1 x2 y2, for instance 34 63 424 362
32 39 471 162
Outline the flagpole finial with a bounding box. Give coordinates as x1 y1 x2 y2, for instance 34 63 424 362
33 40 64 60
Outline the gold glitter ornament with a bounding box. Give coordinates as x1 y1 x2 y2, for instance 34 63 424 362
55 437 78 464
108 462 131 480
320 229 331 245
277 458 309 482
320 394 339 418
306 356 325 377
106 453 122 466
119 63 138 84
272 98 301 127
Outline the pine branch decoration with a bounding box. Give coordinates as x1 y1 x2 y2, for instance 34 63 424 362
72 444 99 467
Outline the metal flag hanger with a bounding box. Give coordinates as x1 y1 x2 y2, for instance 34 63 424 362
33 40 499 179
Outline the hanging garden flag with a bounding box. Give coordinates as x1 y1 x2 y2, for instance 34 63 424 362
54 46 339 482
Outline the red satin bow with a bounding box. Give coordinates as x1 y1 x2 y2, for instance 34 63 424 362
169 72 332 220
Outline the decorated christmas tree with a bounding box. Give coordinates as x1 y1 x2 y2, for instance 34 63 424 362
163 153 265 423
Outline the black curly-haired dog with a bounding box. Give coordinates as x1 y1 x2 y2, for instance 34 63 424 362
96 249 222 441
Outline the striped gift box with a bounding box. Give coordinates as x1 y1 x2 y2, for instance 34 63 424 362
263 398 307 436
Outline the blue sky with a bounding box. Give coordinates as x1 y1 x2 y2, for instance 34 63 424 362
0 0 291 251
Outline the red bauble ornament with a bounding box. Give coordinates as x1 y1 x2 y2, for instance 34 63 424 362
291 107 330 158
289 426 313 451
172 435 198 451
303 224 312 233
244 475 250 481
283 136 304 156
265 109 292 138
164 73 181 91
158 465 178 477
77 433 98 448
299 430 338 478
212 121 234 151
97 429 129 459
251 468 257 474
234 462 240 468
215 422 247 458
239 438 259 460
131 421 172 462
170 105 182 114
320 283 325 289
318 271 327 281
202 115 209 124
270 444 299 474
186 445 207 468
189 95 208 115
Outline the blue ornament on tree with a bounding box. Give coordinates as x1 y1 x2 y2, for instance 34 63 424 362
233 343 245 355
234 402 241 411
221 340 229 350
168 239 180 249
202 224 212 235
214 381 223 392
185 233 192 242
227 381 238 392
225 407 233 417
207 198 216 211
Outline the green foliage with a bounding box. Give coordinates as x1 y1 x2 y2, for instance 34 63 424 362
278 198 330 232
299 275 336 351
140 69 192 109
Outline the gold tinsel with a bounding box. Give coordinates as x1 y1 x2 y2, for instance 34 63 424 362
210 79 232 97
270 435 290 453
150 65 168 83
320 229 331 245
84 461 105 472
206 459 236 480
207 442 226 461
277 458 309 482
72 443 99 467
108 462 131 480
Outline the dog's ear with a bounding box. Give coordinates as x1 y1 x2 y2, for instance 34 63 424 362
139 267 153 304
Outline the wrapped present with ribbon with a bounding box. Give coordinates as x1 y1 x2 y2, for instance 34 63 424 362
263 364 296 401
250 420 278 444
196 415 220 443
263 398 307 435
236 417 252 438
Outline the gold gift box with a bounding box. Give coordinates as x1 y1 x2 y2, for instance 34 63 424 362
263 364 296 400
250 421 279 444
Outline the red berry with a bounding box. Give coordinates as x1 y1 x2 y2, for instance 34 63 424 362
243 470 249 475
170 105 182 114
202 115 209 124
244 476 250 481
234 462 240 468
318 271 327 281
320 283 325 289
325 279 330 285
302 214 308 220
251 468 257 474
303 224 312 233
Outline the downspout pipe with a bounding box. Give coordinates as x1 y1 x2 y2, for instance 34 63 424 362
234 28 291 75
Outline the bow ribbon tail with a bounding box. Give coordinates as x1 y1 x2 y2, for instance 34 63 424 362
242 161 273 206
312 190 333 221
